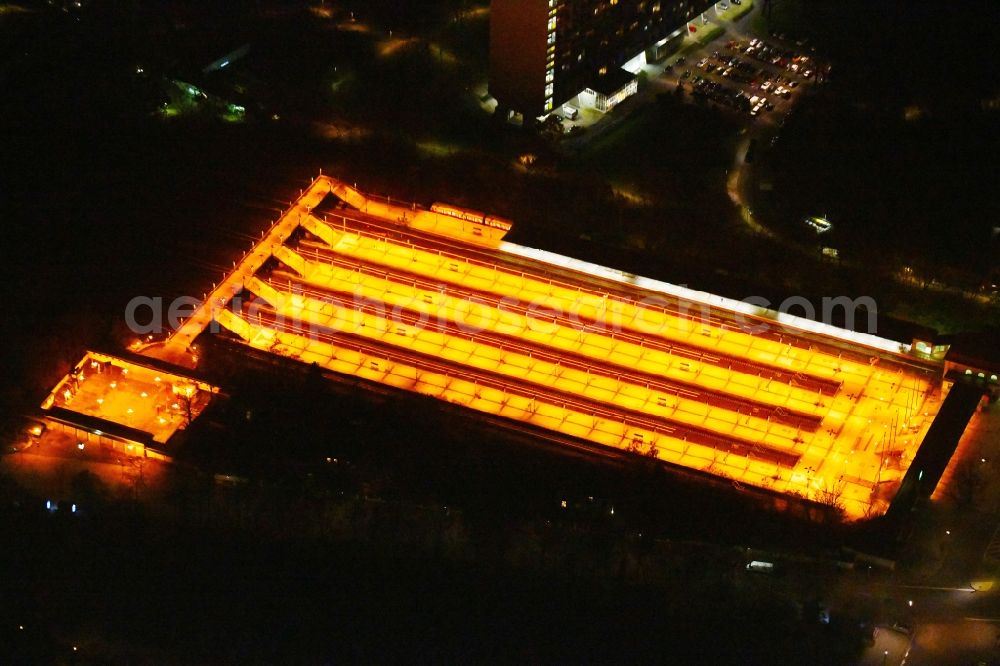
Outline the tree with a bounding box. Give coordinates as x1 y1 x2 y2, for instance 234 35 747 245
71 470 108 508
175 386 198 427
948 459 985 508
815 475 846 513
121 457 148 500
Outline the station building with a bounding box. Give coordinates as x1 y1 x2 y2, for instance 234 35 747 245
489 0 716 120
38 350 218 461
24 175 995 523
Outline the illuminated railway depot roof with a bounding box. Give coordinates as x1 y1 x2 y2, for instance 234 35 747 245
160 175 944 519
40 351 217 447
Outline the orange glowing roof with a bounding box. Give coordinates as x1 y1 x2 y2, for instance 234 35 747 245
179 175 947 520
41 351 218 445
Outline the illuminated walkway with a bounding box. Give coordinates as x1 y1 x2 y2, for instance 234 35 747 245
244 276 811 443
150 175 943 519
299 211 874 385
280 241 835 416
218 307 801 471
255 271 822 430
154 180 332 367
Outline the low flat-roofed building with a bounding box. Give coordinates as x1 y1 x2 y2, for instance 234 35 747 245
39 350 219 459
579 67 639 112
941 329 1000 391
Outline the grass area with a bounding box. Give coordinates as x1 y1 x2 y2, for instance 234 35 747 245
750 0 1000 107
755 92 1000 300
890 291 1000 335
565 96 739 255
677 22 725 56
717 0 754 23
575 101 735 183
695 23 725 45
0 3 32 15
750 1 776 37
749 0 815 39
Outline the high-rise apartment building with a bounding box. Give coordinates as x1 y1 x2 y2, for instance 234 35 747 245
490 0 717 119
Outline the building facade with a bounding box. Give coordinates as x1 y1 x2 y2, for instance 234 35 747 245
490 0 716 119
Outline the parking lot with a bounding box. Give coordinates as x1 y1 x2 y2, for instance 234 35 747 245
557 4 828 151
682 37 823 122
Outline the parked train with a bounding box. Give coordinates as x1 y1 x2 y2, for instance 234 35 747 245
430 202 513 232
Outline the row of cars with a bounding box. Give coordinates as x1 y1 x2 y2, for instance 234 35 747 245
739 38 816 80
690 76 775 116
694 53 753 83
688 56 780 117
697 51 798 97
761 80 794 100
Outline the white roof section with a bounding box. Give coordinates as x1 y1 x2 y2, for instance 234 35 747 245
500 241 910 356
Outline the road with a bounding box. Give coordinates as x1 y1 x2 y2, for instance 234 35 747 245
1 434 168 505
866 588 1000 665
821 569 1000 665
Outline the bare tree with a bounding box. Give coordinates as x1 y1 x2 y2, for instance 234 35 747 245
121 456 147 500
815 475 847 513
175 385 198 427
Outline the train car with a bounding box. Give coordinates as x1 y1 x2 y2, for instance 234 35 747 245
430 202 513 233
